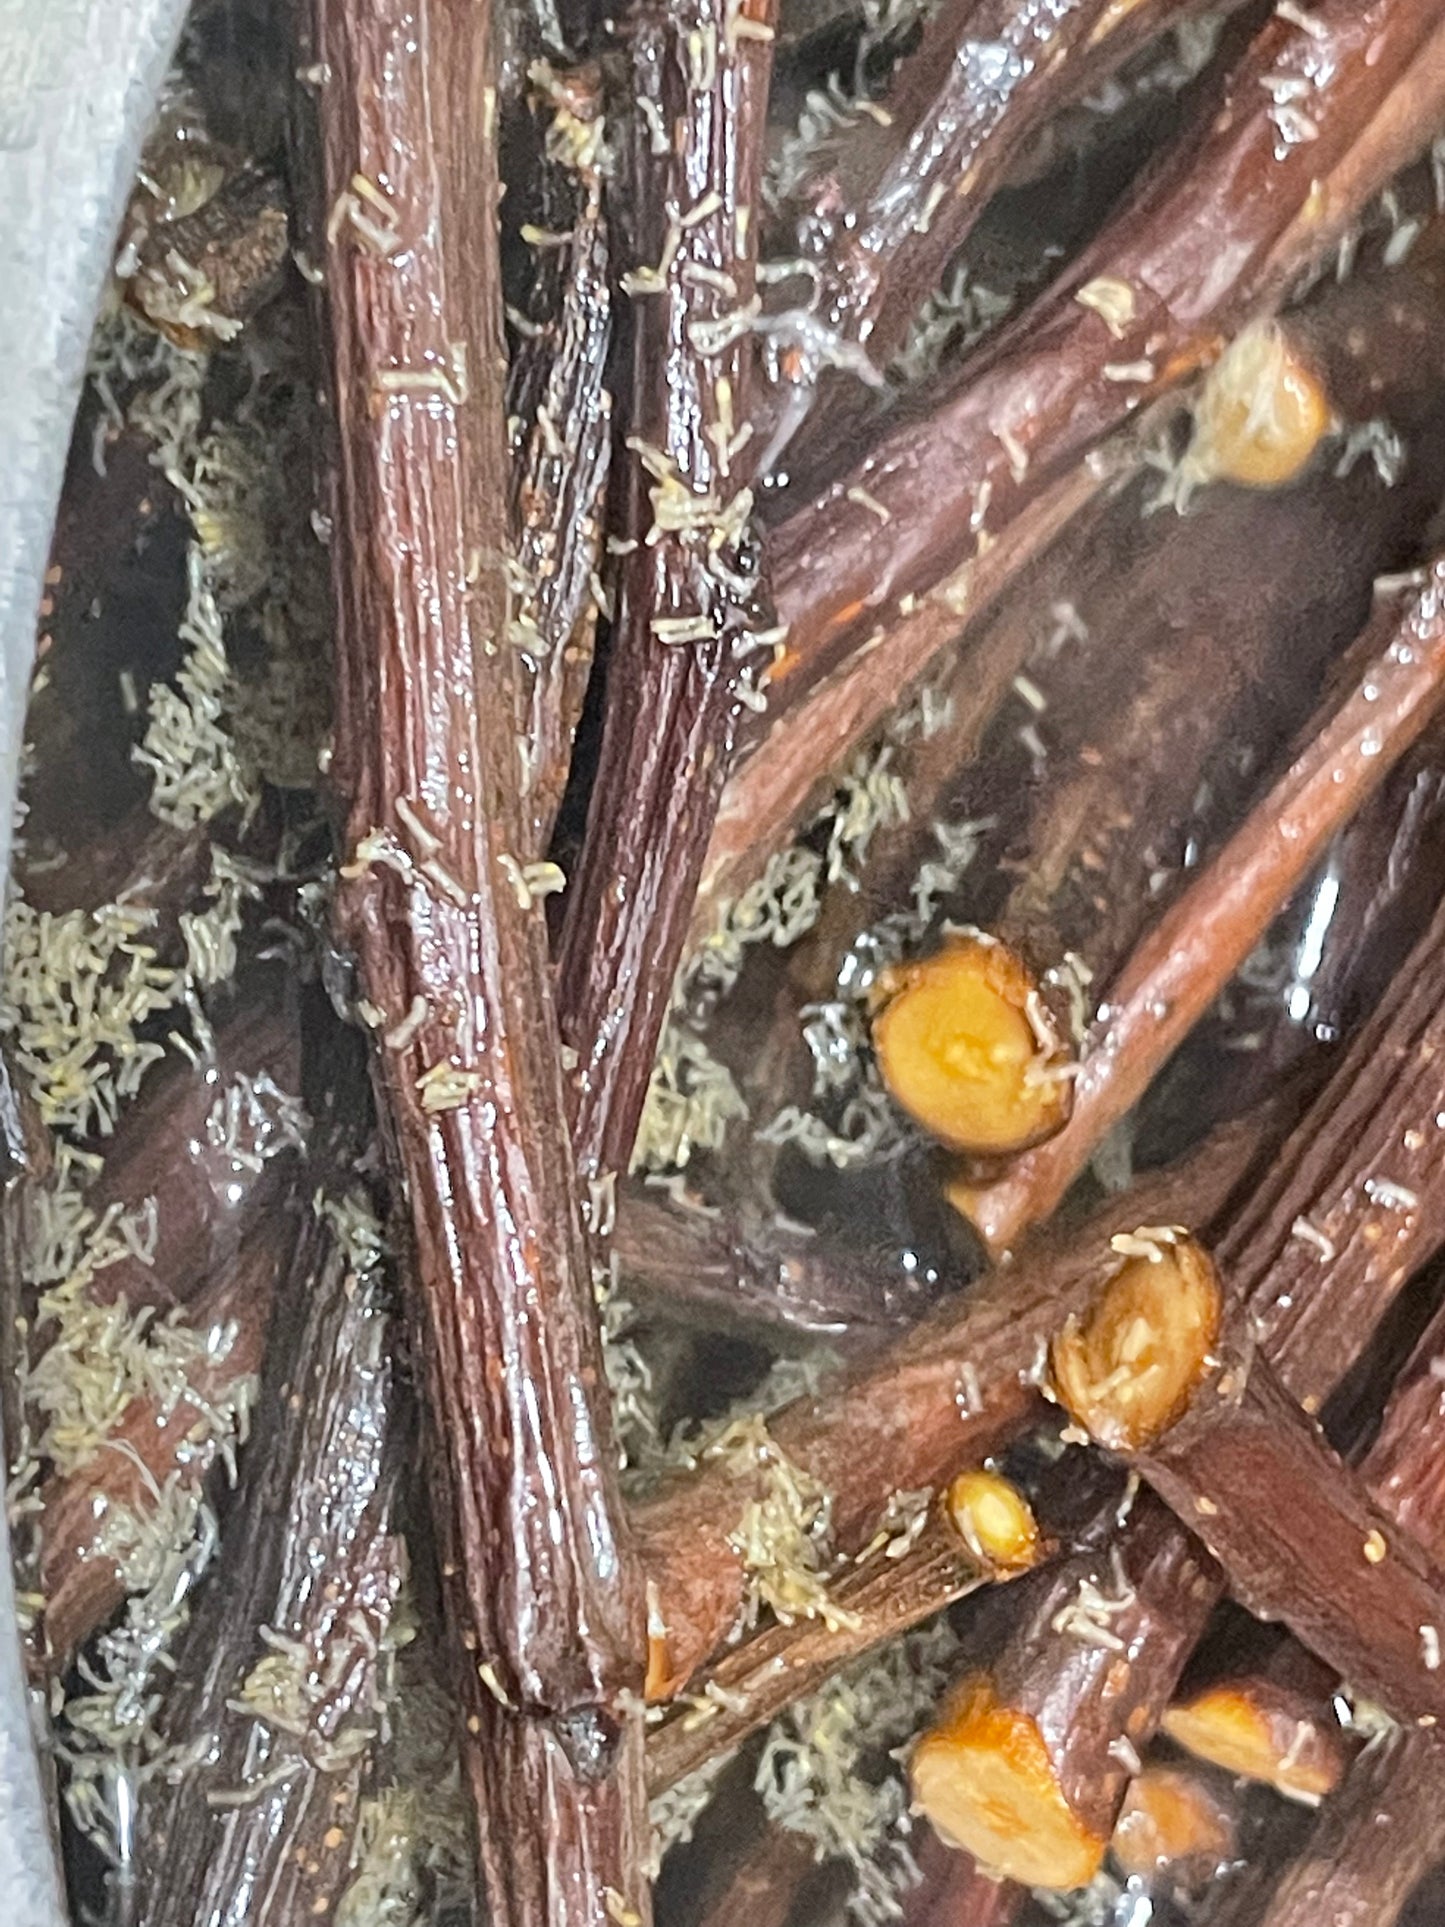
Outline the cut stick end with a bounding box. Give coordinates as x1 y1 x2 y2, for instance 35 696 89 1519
944 1470 1042 1574
872 937 1074 1158
1050 1231 1221 1451
1186 321 1333 492
909 1672 1106 1891
1111 1765 1235 1881
1161 1680 1347 1805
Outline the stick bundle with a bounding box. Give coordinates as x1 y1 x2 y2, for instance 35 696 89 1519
23 2 1445 1924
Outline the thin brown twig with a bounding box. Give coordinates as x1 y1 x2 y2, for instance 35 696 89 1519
37 1219 287 1670
1249 1294 1445 1927
555 0 781 1183
693 0 1445 939
133 1207 405 1927
635 1104 1273 1705
961 558 1445 1254
742 225 1445 1165
648 1509 1006 1791
1122 1349 1445 1733
765 0 1222 473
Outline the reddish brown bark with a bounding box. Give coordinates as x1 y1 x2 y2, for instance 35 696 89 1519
636 1105 1272 1699
963 559 1445 1253
554 0 779 1182
307 0 647 1914
695 0 1445 939
1130 1352 1445 1733
1251 1294 1445 1927
133 1212 404 1927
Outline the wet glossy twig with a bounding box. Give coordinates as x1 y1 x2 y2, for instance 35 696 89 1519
762 0 1122 449
307 0 646 1915
507 64 612 858
910 891 1445 1886
554 0 779 1182
962 558 1445 1254
613 1181 948 1346
648 1507 1009 1791
38 1214 290 1671
79 998 302 1313
766 0 1445 708
694 0 1445 939
1248 1295 1445 1927
34 999 306 1663
987 273 1445 999
132 1207 404 1927
635 1105 1271 1698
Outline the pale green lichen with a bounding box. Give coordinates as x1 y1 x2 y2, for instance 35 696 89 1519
756 1615 960 1925
333 1606 471 1927
17 110 319 1878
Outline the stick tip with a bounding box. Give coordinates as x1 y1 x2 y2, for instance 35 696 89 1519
1161 1679 1347 1804
944 1470 1042 1574
1112 1765 1235 1881
872 936 1074 1158
1050 1230 1221 1451
1185 321 1333 493
909 1672 1106 1890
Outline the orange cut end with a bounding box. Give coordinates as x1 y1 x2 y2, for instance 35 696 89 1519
1187 322 1332 491
944 1470 1042 1574
1050 1233 1221 1451
1161 1682 1345 1803
872 938 1073 1157
1112 1766 1235 1879
909 1673 1106 1890
645 1632 677 1702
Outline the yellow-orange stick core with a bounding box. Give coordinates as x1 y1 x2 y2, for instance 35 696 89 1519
872 937 1073 1157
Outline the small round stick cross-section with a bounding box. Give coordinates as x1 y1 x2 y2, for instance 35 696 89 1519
1111 1764 1236 1881
1050 1232 1222 1451
944 1469 1042 1575
1161 1678 1348 1805
1183 321 1333 493
871 936 1074 1157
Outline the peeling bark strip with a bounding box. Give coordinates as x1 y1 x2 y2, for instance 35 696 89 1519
507 83 613 860
308 0 647 1917
695 0 1445 936
556 0 778 1181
